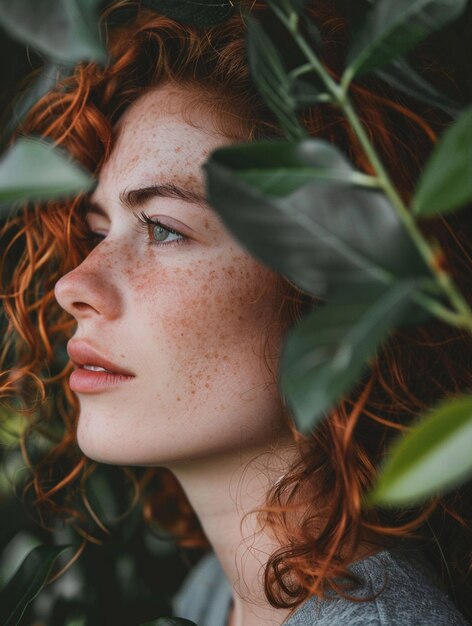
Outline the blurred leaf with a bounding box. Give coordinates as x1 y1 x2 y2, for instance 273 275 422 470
280 279 423 433
209 138 362 195
0 544 73 626
0 0 107 65
344 0 468 83
85 467 121 526
0 532 43 586
367 394 472 506
2 62 73 147
0 410 25 446
375 57 462 119
141 0 234 26
139 617 197 626
266 0 309 15
290 77 328 107
204 139 433 302
246 15 306 140
64 616 87 626
413 105 472 216
0 137 94 210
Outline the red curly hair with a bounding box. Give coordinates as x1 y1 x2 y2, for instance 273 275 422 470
0 0 471 621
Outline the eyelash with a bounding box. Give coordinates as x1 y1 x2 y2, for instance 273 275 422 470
83 211 187 249
133 211 187 248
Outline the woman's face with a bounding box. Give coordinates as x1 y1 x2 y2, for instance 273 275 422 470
54 83 290 467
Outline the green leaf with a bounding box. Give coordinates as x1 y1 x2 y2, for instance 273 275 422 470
204 138 432 302
280 279 422 433
413 106 472 216
266 0 309 16
367 394 472 506
0 0 107 65
0 137 94 211
64 616 87 626
2 62 73 146
374 57 462 120
0 544 73 626
246 15 306 141
290 77 328 107
210 138 358 195
344 0 468 83
141 0 234 27
139 617 197 626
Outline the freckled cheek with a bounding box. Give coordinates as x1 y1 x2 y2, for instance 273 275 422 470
130 256 277 356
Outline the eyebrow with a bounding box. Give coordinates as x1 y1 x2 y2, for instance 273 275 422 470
83 182 212 217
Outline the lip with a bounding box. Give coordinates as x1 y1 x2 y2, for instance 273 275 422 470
68 368 135 393
67 340 135 393
67 340 136 377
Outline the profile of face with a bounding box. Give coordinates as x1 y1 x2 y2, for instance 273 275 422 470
54 82 291 469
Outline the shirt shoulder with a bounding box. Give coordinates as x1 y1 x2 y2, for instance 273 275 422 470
286 547 470 626
172 551 232 626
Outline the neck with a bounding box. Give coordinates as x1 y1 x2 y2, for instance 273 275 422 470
169 433 299 626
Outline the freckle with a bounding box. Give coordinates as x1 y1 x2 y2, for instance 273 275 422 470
205 383 209 388
120 354 125 358
191 390 195 394
177 396 181 401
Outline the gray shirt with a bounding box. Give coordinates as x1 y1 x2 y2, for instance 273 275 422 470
172 544 470 625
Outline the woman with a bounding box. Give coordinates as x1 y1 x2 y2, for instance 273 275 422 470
1 1 470 625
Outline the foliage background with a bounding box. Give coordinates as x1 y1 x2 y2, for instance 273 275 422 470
0 1 471 625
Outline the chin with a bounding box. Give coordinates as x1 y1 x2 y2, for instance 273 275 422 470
75 418 169 466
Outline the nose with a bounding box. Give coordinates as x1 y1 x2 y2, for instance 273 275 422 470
54 248 123 321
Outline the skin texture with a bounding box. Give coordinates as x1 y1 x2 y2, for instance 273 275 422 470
54 82 291 467
54 82 298 626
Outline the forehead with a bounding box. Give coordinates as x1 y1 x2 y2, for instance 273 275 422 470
95 83 235 193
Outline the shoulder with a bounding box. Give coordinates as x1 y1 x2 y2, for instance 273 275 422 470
286 547 470 626
172 551 232 624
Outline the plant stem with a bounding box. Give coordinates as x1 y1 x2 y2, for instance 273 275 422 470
342 98 472 333
281 11 472 334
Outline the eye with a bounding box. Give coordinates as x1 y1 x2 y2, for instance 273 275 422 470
133 211 187 248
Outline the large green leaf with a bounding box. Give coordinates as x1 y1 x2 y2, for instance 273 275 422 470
141 0 234 26
209 138 358 195
280 279 422 433
413 106 472 217
0 137 94 212
0 544 73 626
204 139 433 303
344 0 468 83
366 394 472 506
0 0 107 65
246 15 306 141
